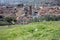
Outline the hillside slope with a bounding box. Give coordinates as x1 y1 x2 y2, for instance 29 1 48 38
0 21 60 40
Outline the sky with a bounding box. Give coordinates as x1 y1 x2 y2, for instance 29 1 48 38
0 0 35 4
0 0 33 3
0 0 59 5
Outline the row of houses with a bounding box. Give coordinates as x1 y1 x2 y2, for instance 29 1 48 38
0 6 17 17
16 6 60 23
39 6 60 15
0 5 60 23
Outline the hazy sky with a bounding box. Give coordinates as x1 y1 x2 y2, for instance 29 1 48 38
0 0 34 4
0 0 59 4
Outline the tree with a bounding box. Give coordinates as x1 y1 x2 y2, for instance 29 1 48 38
17 4 24 7
4 17 16 25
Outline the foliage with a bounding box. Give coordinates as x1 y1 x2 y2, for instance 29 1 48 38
28 14 60 23
0 21 8 25
4 16 16 24
28 16 43 23
17 4 24 7
43 14 60 21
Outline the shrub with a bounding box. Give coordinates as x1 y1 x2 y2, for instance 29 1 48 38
28 16 43 23
43 14 60 21
56 15 60 21
0 21 8 25
29 14 60 22
43 14 55 21
4 17 16 24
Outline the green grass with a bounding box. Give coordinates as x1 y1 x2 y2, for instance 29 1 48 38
0 21 60 40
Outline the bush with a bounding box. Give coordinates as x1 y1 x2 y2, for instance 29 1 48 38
29 14 60 23
43 14 60 21
28 16 43 23
0 21 8 25
4 17 16 24
56 15 60 21
32 17 40 22
43 14 55 21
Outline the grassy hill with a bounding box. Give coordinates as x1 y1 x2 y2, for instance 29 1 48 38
0 21 60 40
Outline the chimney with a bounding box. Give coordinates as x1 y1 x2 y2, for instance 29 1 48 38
29 6 32 15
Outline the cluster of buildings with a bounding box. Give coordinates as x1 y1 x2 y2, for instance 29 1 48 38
15 5 60 24
0 4 60 23
0 6 17 17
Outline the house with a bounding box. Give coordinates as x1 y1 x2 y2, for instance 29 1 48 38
0 6 17 17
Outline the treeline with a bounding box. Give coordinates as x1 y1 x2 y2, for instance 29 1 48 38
29 14 60 22
0 14 60 25
0 16 16 25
